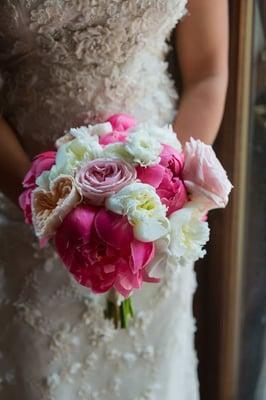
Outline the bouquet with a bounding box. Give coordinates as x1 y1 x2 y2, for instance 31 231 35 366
19 114 232 328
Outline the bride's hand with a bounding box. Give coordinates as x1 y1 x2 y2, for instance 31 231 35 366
0 117 30 204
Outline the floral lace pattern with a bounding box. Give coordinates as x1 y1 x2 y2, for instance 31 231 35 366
0 0 186 156
0 1 200 399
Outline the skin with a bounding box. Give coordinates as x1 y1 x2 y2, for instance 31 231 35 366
174 0 229 145
0 0 228 204
0 117 30 203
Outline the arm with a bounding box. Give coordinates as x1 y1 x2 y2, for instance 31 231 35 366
0 117 30 204
173 0 229 145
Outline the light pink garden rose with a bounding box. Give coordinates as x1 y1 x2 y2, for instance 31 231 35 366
19 151 56 224
100 113 136 145
75 158 136 205
137 144 188 216
55 205 157 297
32 175 81 238
183 138 233 210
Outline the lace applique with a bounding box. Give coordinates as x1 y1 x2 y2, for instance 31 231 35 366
0 0 187 152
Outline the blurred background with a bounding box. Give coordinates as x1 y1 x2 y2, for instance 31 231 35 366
193 1 266 399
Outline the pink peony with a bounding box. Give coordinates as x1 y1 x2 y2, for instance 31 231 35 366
159 144 184 176
107 113 136 132
55 205 156 297
19 151 56 224
18 188 33 224
183 138 233 210
137 144 188 215
75 158 136 205
100 114 136 145
22 151 56 189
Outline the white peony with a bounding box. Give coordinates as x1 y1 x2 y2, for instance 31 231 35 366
69 122 112 140
68 126 91 141
102 143 133 163
125 129 162 166
106 183 169 242
137 122 182 152
36 136 102 189
169 207 210 265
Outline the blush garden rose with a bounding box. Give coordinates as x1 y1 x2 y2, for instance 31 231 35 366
75 158 136 205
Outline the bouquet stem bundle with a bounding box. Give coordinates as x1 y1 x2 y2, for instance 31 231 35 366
105 289 134 329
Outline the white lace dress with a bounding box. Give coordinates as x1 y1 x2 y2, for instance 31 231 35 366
0 1 200 399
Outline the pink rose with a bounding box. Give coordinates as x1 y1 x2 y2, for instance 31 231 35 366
183 138 233 210
19 151 56 224
55 205 156 297
75 158 136 205
100 113 136 145
22 151 56 189
137 144 188 215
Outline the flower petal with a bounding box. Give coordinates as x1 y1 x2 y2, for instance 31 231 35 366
136 165 165 188
55 204 98 270
107 114 136 132
95 209 134 250
133 217 169 242
142 270 160 284
130 240 155 273
115 259 142 297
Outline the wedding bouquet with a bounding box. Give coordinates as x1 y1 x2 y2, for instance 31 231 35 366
19 114 232 328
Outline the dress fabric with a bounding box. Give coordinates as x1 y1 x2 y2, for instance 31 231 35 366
0 1 200 399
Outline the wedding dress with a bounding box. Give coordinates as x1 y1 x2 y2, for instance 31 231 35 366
0 1 200 399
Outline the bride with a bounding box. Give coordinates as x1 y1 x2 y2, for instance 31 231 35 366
0 1 228 399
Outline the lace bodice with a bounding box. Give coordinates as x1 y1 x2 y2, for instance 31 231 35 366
0 0 186 157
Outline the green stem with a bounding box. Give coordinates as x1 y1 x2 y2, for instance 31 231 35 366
105 292 134 329
120 298 134 329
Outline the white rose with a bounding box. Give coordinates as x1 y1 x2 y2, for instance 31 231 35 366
125 129 162 166
106 183 169 242
169 207 210 265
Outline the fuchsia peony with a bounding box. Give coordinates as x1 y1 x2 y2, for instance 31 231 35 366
22 151 56 189
18 188 33 224
55 205 156 297
75 159 136 205
19 151 56 224
137 144 187 216
107 113 136 132
100 114 136 145
183 138 233 211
